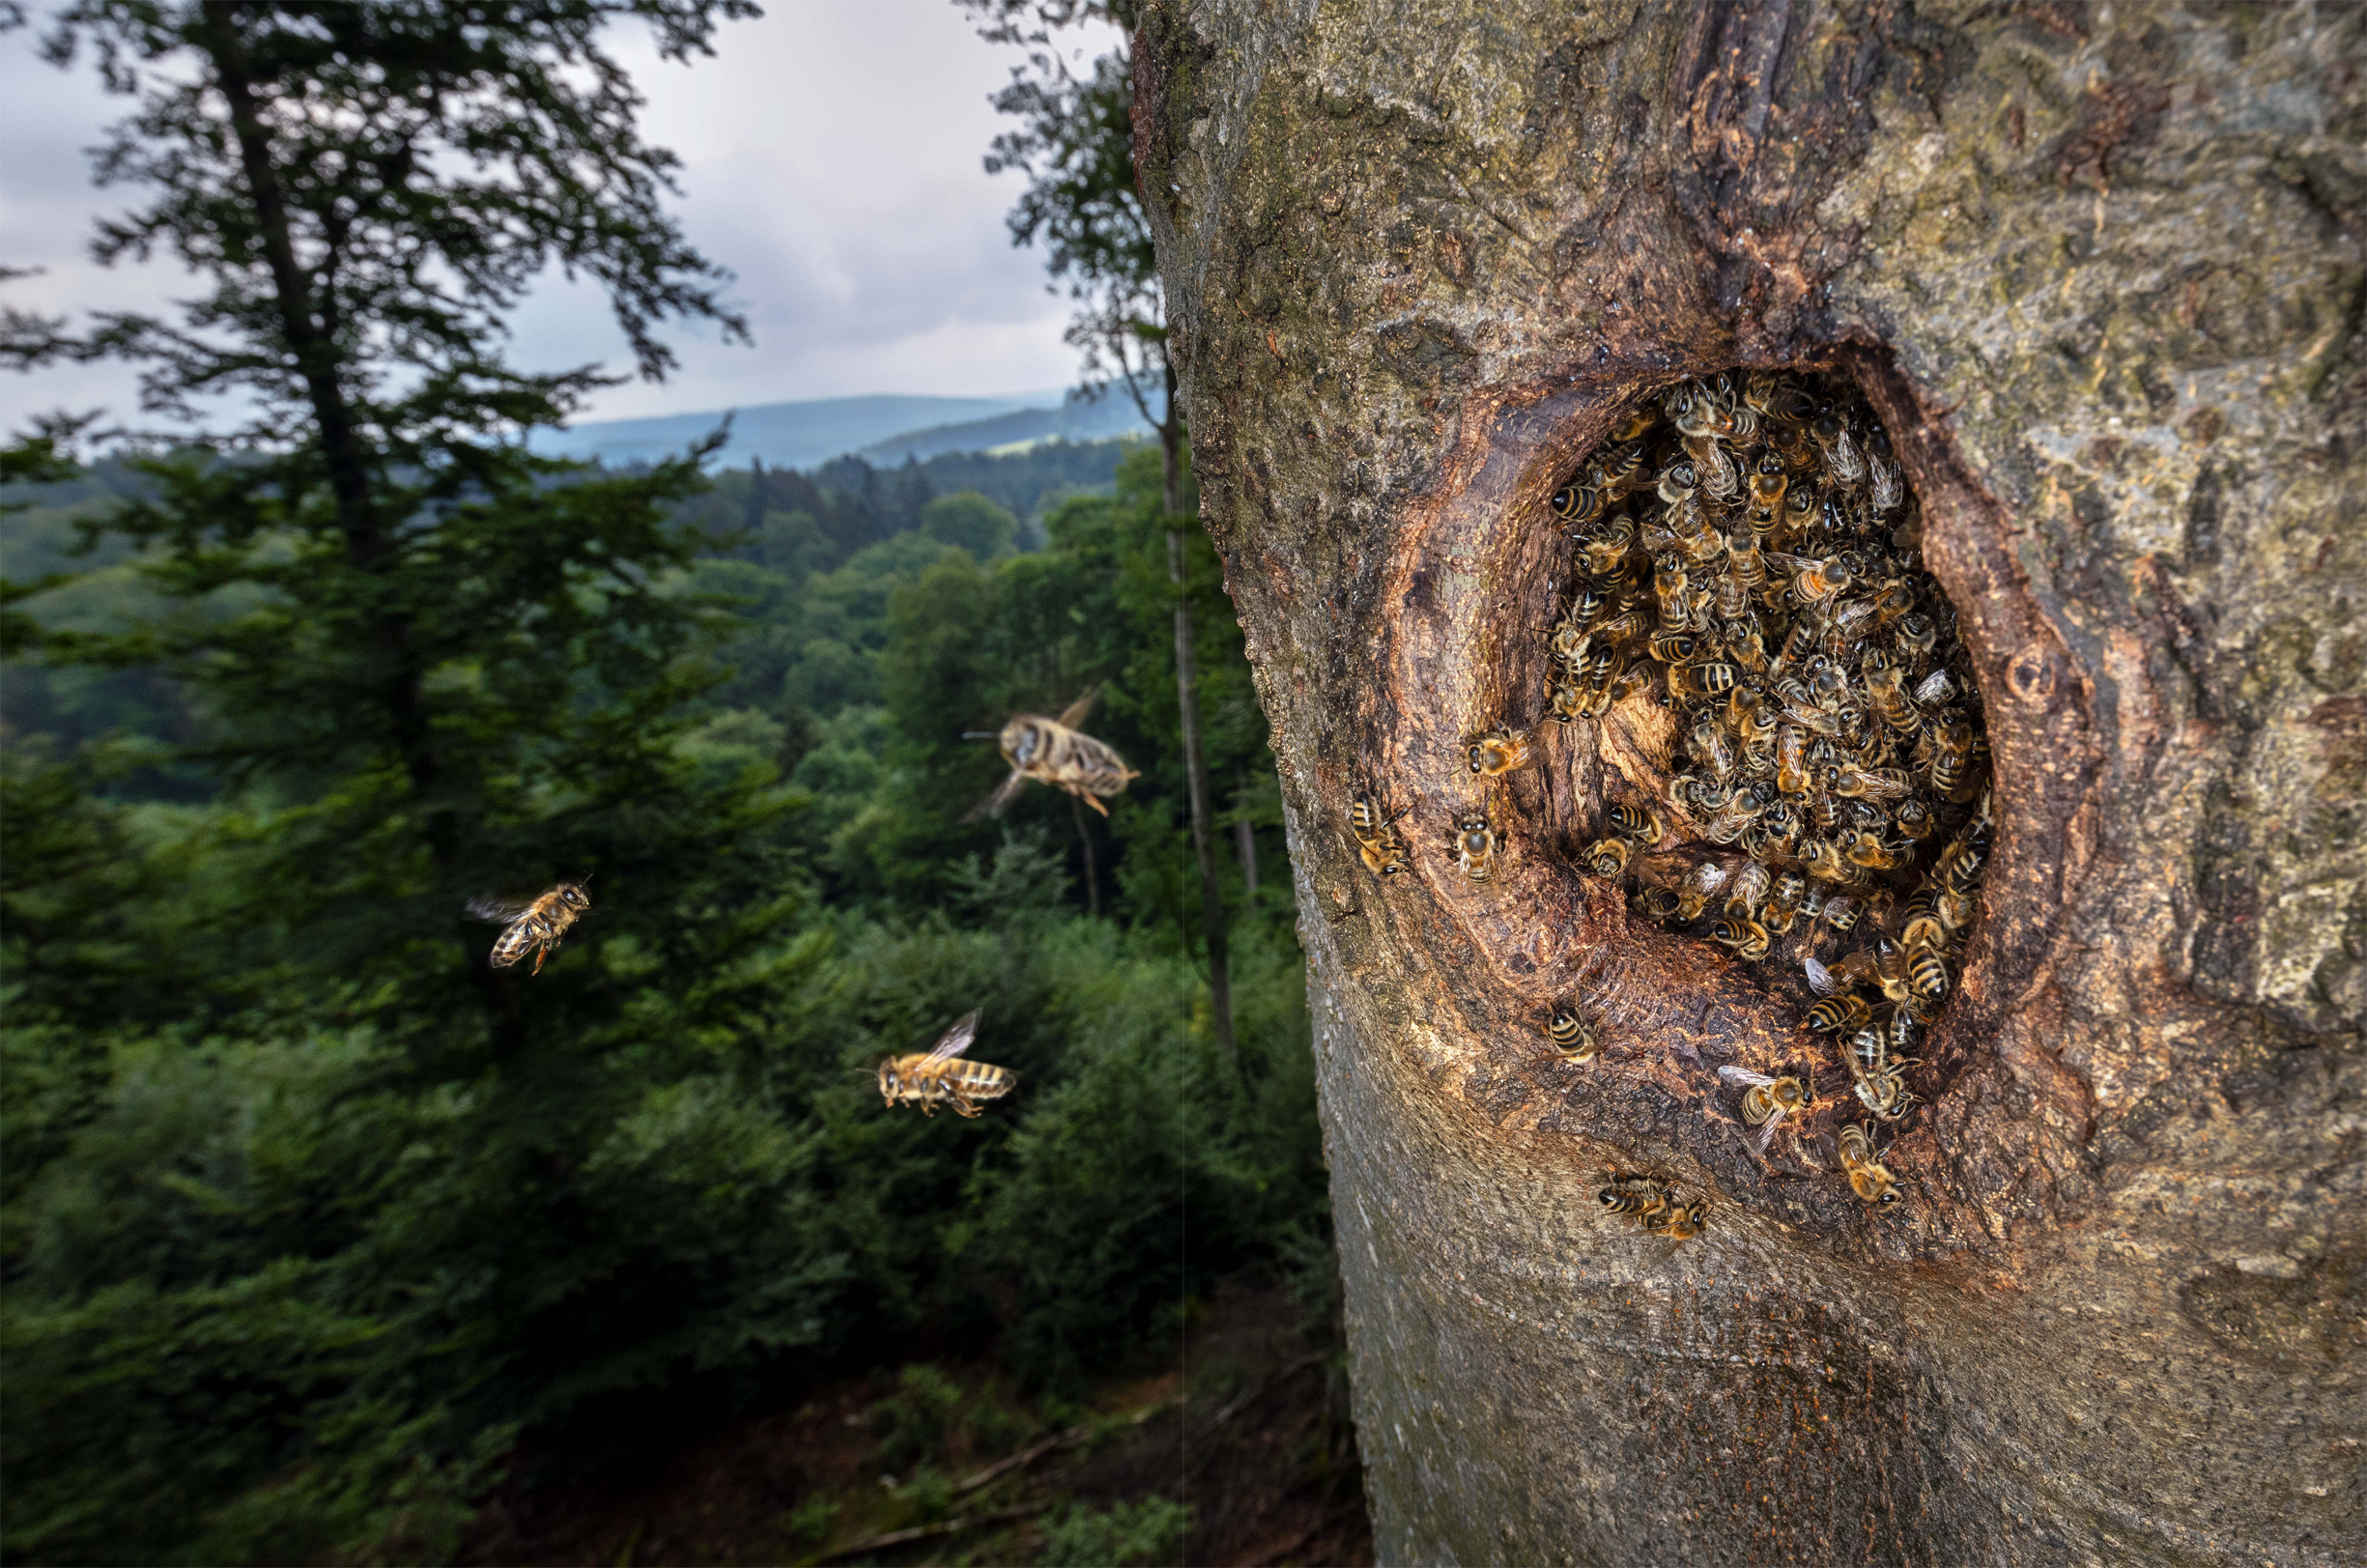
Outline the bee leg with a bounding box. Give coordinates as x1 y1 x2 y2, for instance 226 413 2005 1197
531 946 547 976
1082 793 1111 818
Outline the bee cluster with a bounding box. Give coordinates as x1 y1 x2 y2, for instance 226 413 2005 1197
1548 369 1992 1195
1344 371 1992 1221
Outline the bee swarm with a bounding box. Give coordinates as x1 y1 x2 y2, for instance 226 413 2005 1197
1546 370 1993 1146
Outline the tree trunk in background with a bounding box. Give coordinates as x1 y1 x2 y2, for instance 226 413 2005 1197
1161 374 1240 1066
1136 2 2363 1563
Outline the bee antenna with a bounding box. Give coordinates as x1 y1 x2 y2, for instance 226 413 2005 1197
960 731 1000 740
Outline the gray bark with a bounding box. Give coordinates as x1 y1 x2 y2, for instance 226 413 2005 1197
1136 1 2366 1563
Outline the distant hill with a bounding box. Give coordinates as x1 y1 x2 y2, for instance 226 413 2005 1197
853 390 1154 465
531 390 1076 470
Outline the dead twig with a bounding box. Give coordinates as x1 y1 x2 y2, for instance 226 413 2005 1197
815 1504 1037 1562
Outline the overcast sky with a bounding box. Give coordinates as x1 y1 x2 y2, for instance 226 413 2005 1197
0 1 1112 435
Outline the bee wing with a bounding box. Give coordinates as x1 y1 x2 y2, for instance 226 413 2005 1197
1913 670 1956 704
1054 685 1102 728
1717 1065 1779 1089
1754 1103 1789 1155
466 896 535 924
1690 859 1730 893
961 768 1031 824
1804 955 1839 995
923 1010 980 1063
1761 551 1816 575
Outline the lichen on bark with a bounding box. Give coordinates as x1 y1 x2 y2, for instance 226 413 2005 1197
1139 0 2365 1562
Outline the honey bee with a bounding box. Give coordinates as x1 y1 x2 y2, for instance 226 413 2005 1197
1844 1023 1918 1121
1454 806 1500 882
1894 798 1938 841
469 880 592 975
1905 943 1951 1002
1775 725 1810 795
1711 917 1771 961
1723 860 1771 919
1895 611 1938 663
1548 1004 1599 1060
1580 516 1640 576
1760 871 1806 935
1552 479 1607 527
1718 1064 1810 1153
1648 630 1699 665
1811 410 1868 486
1656 458 1699 506
1583 836 1632 878
1806 990 1874 1035
1349 794 1413 878
1843 831 1911 870
1607 802 1665 844
1468 726 1533 777
1675 858 1729 922
1774 553 1853 605
1611 405 1662 442
1900 883 1946 950
1867 429 1905 513
964 688 1140 820
1800 838 1871 888
877 1010 1017 1119
1668 661 1738 699
1600 441 1656 499
1937 885 1978 932
1837 1124 1902 1206
1820 893 1867 932
1691 717 1740 783
1928 718 1984 804
1864 665 1920 738
1632 884 1683 922
1933 834 1987 894
1646 1198 1709 1241
1747 452 1787 510
1599 1175 1668 1221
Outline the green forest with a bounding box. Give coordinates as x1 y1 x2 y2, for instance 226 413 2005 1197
0 3 1344 1563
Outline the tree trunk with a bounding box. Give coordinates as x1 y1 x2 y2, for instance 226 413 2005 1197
1135 2 2364 1563
1161 362 1241 1065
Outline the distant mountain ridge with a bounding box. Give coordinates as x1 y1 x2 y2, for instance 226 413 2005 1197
532 387 1153 472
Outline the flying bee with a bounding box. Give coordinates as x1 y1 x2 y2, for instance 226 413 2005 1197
1583 836 1633 878
1719 1064 1811 1155
1608 802 1665 845
964 687 1140 820
1349 794 1413 877
1468 726 1533 777
469 880 592 976
1548 1003 1599 1060
1675 858 1729 921
877 1010 1017 1119
1711 916 1771 961
1599 1175 1668 1221
1837 1124 1902 1206
1454 806 1501 882
1668 661 1737 700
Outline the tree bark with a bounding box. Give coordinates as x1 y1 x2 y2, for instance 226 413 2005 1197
1135 2 2364 1563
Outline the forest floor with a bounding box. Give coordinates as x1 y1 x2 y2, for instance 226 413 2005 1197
460 1278 1373 1567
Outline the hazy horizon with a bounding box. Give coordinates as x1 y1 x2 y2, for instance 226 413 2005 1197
0 2 1120 438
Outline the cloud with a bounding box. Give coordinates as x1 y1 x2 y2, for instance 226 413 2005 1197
1 0 1119 434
